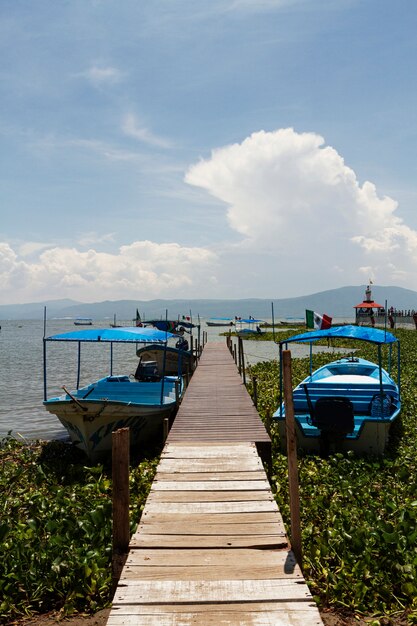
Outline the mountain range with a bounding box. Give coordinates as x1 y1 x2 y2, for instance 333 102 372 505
1 285 416 321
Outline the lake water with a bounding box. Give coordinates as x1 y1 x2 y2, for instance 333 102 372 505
0 318 351 442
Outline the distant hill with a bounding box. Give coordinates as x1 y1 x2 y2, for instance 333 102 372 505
1 285 416 321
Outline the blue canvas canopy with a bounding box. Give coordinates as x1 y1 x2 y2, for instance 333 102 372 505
238 318 264 324
144 320 196 332
45 326 174 343
280 325 398 346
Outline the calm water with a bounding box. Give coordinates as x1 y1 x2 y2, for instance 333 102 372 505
0 318 350 441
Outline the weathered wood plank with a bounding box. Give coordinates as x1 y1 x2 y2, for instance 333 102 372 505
146 489 275 503
143 499 279 513
124 548 299 571
106 608 323 625
107 601 319 614
151 480 270 491
136 521 286 536
113 579 312 603
155 471 266 481
162 443 258 457
129 534 288 549
141 512 280 524
157 458 263 471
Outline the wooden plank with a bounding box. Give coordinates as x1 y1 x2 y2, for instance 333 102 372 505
124 548 300 571
113 578 312 603
120 564 301 580
129 534 288 549
143 499 279 513
146 490 276 502
157 458 263 471
136 521 286 536
151 480 270 491
107 601 319 614
155 471 266 481
106 608 323 625
141 512 280 524
162 444 258 457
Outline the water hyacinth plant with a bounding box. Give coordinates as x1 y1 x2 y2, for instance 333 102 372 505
0 438 159 622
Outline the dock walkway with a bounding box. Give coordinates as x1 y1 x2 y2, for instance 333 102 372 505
107 342 323 625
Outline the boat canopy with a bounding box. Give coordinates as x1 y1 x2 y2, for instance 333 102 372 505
144 320 196 332
238 318 264 324
280 325 398 346
45 326 174 343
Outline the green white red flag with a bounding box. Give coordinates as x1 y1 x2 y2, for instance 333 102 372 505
305 309 332 330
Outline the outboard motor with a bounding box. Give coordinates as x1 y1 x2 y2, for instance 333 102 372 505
134 360 159 382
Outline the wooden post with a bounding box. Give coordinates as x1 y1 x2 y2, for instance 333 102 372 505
265 406 271 434
252 375 258 408
190 335 194 355
112 428 130 592
282 350 303 569
163 417 170 442
239 336 246 385
233 344 237 365
238 336 242 375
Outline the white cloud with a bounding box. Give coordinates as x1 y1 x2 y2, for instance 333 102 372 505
185 128 417 291
0 241 218 304
80 64 124 86
122 113 172 149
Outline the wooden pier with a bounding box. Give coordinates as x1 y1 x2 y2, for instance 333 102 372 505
106 342 323 625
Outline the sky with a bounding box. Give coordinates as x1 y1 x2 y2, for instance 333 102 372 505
1 0 417 304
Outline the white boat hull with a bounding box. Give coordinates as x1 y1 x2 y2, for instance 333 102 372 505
277 419 392 456
45 399 174 461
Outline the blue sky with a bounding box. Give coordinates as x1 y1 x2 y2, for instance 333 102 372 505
1 0 417 304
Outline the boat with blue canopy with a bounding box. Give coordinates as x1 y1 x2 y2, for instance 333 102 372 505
273 325 401 455
206 317 235 327
236 318 265 336
137 319 199 377
43 326 183 461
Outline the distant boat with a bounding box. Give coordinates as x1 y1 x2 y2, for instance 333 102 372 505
74 318 93 326
235 318 264 337
206 317 234 327
273 325 401 456
110 314 122 328
43 326 184 461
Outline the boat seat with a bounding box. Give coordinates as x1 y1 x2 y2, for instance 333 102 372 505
311 397 355 435
134 360 159 382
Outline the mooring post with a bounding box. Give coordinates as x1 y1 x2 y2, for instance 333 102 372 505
112 427 130 593
252 374 258 408
239 336 246 385
282 349 303 569
163 417 170 442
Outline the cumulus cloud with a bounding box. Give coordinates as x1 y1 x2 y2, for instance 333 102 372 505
0 241 218 304
185 128 417 290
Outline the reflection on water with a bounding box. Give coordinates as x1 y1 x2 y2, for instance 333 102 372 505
0 318 351 441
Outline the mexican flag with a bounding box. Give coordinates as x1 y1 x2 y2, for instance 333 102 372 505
306 309 332 330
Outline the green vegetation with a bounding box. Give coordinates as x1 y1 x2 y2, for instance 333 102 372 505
248 327 417 620
0 439 159 622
